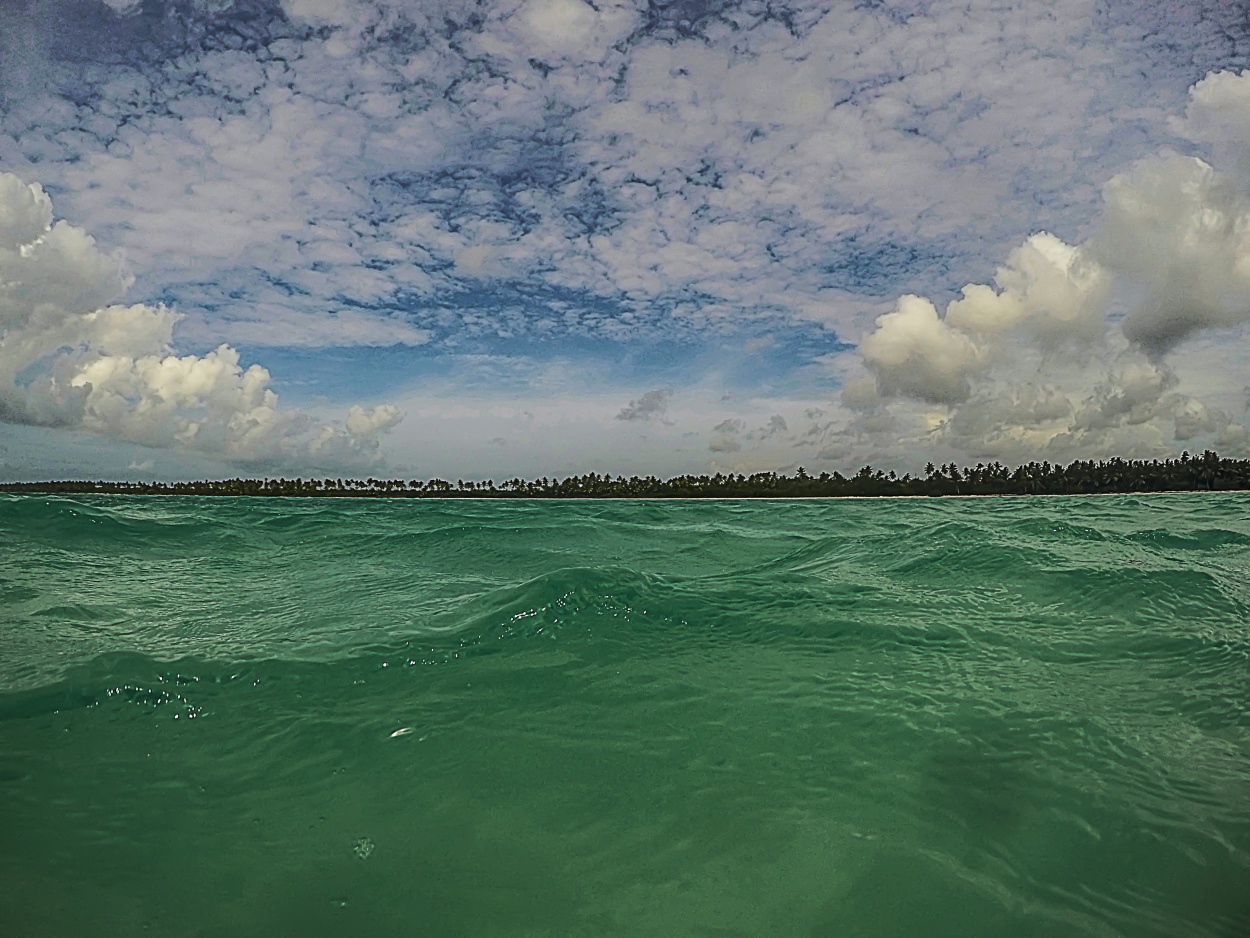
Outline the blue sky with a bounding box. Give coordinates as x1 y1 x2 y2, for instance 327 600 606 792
1 0 1248 480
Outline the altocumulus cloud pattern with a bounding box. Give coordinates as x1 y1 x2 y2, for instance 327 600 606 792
0 0 1248 476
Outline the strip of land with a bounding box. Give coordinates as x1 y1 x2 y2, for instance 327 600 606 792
2 452 1247 498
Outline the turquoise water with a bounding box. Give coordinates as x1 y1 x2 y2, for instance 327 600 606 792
1 493 1247 937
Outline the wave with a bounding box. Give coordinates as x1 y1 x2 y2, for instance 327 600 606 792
3 492 1248 680
3 493 1249 937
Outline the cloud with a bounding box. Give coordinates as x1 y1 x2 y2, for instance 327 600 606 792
707 419 740 452
838 70 1250 464
1175 69 1250 187
706 412 798 452
4 1 1249 476
1095 154 1250 354
753 414 788 438
100 0 143 14
6 0 1242 357
615 388 672 421
860 295 981 405
945 232 1109 344
514 0 599 58
0 172 401 470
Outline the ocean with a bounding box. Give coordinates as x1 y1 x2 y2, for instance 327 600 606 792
1 493 1247 937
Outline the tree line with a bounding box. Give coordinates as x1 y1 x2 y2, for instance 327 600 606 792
2 451 1248 498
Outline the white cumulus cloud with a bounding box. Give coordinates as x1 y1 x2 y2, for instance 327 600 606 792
0 173 402 470
860 295 982 405
837 70 1250 465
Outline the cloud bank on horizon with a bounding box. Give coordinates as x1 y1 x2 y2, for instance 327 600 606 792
0 0 1247 478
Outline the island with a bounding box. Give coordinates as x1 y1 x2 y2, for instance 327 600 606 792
2 451 1248 498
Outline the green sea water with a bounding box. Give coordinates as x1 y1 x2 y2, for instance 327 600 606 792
1 493 1247 937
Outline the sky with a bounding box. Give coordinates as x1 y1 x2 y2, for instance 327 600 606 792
1 0 1248 481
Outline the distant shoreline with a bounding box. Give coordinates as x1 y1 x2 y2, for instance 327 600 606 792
0 491 1243 502
3 451 1247 499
